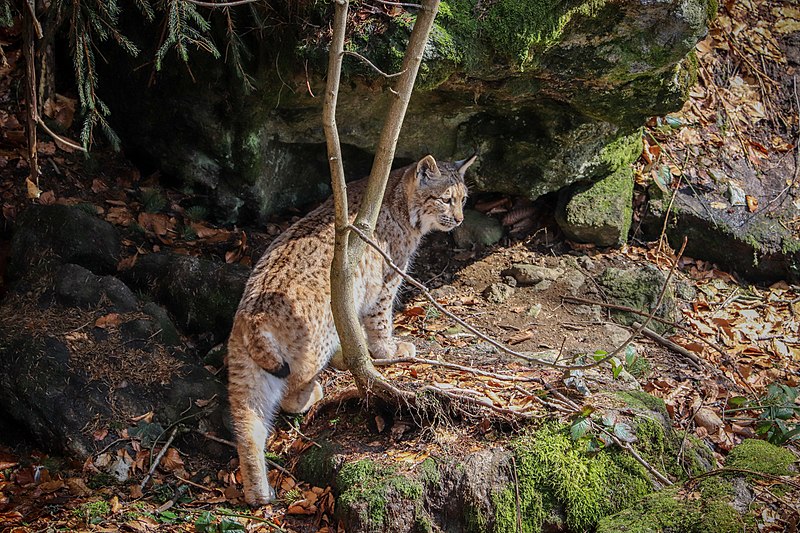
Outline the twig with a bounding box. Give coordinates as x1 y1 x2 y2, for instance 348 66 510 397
92 437 132 457
174 474 223 493
371 0 423 8
36 117 87 153
373 356 549 383
281 416 323 448
343 51 405 79
349 223 686 372
511 456 522 533
140 426 179 490
23 1 40 188
421 385 545 419
182 0 259 7
632 321 703 369
192 430 295 478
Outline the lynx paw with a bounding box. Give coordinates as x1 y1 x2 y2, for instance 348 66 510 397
395 341 416 358
281 381 324 414
244 483 276 507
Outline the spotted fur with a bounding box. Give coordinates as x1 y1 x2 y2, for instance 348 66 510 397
227 155 475 506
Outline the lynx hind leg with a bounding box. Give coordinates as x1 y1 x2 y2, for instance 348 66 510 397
228 355 286 507
281 379 324 414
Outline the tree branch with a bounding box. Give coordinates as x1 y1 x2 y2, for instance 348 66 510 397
182 0 259 7
343 50 406 78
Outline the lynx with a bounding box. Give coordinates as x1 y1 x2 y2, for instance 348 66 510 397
227 154 475 506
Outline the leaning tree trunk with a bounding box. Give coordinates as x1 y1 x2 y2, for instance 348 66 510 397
323 0 440 395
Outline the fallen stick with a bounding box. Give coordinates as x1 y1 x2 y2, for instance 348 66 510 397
140 426 179 490
633 321 704 369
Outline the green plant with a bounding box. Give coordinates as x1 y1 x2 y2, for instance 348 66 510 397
726 383 800 444
184 205 209 222
74 500 111 525
194 511 245 532
142 188 168 213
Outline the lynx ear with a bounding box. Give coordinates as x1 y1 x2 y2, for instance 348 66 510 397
455 153 478 178
415 155 440 185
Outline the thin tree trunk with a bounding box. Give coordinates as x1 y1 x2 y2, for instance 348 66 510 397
323 0 440 393
23 0 40 192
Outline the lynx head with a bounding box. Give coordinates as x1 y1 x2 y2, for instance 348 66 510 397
406 154 476 234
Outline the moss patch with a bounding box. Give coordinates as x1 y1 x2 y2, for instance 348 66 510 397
336 459 424 532
503 423 652 532
726 439 797 476
596 480 744 533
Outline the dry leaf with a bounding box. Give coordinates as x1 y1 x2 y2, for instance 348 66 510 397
25 177 41 199
745 195 758 212
95 313 121 329
38 190 56 205
159 448 184 471
93 428 109 441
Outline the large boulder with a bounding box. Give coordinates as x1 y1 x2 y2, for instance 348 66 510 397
99 0 712 223
8 205 120 280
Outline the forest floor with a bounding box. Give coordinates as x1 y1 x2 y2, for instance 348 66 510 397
1 1 800 532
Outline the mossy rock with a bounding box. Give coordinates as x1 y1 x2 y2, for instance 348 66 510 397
556 166 636 247
725 439 797 476
598 264 680 335
595 479 745 533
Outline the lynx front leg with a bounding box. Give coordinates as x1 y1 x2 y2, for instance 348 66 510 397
281 379 324 413
363 278 416 359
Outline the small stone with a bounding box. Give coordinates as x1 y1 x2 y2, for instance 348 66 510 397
502 275 517 288
726 181 746 206
502 264 563 286
577 256 595 271
527 303 542 318
694 407 723 433
561 269 586 295
482 283 514 304
452 210 504 249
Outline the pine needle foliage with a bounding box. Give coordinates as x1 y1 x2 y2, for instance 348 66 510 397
11 0 268 151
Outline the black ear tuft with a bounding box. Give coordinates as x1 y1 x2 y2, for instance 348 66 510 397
416 155 440 185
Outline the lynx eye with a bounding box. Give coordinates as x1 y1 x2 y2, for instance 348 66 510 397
439 195 452 205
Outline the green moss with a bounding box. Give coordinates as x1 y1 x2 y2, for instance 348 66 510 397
598 130 643 173
478 0 607 70
418 457 440 485
75 500 111 524
336 459 423 531
726 439 797 476
507 423 652 532
616 392 669 422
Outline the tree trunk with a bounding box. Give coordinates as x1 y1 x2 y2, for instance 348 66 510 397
323 0 441 394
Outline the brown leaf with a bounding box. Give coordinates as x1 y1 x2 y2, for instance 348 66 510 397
43 94 77 129
131 411 154 423
37 190 56 205
37 480 65 494
66 477 92 497
25 177 41 199
159 448 184 472
138 212 174 236
745 195 758 212
92 179 109 193
106 207 135 227
95 313 121 329
93 428 109 441
506 329 534 345
117 254 139 271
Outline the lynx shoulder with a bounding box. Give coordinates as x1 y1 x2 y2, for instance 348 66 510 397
227 154 476 506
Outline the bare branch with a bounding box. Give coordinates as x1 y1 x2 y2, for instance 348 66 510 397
371 0 424 9
140 426 178 490
343 50 406 78
36 117 88 153
183 0 259 7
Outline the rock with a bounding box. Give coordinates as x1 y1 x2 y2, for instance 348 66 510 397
598 264 678 335
0 290 227 459
556 167 636 246
726 180 746 206
482 283 514 304
142 302 181 346
55 264 138 312
598 437 798 533
560 268 587 295
452 210 504 249
502 263 563 286
9 205 120 280
99 1 710 221
643 180 800 282
121 252 250 340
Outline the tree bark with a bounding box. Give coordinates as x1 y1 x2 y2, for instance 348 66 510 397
23 0 40 192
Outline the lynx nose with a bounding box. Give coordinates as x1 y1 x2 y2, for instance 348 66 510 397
454 213 464 225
